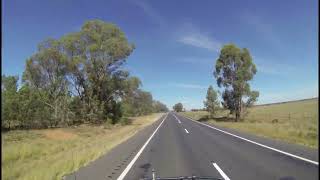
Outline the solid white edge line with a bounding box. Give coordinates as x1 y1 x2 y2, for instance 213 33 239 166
184 128 189 134
179 114 319 166
212 162 231 180
117 113 168 180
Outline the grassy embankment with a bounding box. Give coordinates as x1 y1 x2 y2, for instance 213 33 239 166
180 98 318 148
2 113 164 180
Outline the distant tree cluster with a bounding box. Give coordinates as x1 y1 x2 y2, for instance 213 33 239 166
173 103 183 112
2 20 168 130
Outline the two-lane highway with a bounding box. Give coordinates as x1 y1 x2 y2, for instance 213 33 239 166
119 112 318 180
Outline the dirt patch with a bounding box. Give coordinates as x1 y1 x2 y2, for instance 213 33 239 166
42 129 77 140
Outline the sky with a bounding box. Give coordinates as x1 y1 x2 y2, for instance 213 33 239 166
2 0 319 110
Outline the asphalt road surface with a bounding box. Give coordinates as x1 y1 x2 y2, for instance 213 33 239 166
65 112 318 180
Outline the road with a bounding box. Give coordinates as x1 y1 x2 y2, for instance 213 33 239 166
65 112 318 180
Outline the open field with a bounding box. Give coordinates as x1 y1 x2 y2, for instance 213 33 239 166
2 113 163 180
180 98 318 148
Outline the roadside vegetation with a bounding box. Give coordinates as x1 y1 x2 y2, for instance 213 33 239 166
2 20 168 180
2 20 168 130
2 113 163 180
180 98 318 148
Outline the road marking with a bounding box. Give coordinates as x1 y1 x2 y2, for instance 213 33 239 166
172 113 182 124
184 129 189 134
180 114 319 166
117 113 168 180
212 162 231 180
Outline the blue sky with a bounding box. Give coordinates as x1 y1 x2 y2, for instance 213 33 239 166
2 0 318 110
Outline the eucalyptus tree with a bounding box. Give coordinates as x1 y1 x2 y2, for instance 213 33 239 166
214 44 259 121
173 103 183 112
204 85 219 118
1 75 19 129
23 39 69 126
61 20 135 123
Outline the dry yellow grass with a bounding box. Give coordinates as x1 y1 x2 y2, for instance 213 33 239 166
2 113 164 180
42 129 77 140
180 99 318 148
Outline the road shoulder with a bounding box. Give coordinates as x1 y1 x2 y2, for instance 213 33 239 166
64 114 166 180
177 113 319 162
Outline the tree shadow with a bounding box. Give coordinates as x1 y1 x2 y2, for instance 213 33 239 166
212 116 235 122
198 115 210 122
139 163 151 174
198 115 235 122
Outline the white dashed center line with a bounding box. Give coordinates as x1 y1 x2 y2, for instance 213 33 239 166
212 162 231 180
172 113 182 124
184 129 189 134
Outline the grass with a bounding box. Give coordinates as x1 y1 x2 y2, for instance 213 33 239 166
2 113 164 180
180 98 318 149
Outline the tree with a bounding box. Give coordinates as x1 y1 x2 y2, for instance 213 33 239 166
214 44 259 121
173 103 183 112
2 75 19 129
60 19 135 123
2 75 59 129
21 20 135 125
121 77 167 116
133 90 154 115
23 38 70 126
204 85 219 118
152 101 169 112
17 84 52 128
2 75 18 92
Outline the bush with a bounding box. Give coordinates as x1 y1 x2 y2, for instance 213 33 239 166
119 117 132 125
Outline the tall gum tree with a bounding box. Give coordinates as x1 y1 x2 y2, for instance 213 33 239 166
214 44 259 121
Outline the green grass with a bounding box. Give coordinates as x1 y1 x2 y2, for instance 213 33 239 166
180 98 318 149
2 113 164 180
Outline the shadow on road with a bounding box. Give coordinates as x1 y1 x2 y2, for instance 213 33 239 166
139 163 151 173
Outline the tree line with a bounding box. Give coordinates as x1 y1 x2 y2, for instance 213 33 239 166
2 20 168 130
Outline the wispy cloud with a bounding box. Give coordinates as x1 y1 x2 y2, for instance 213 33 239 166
176 22 222 52
170 83 208 90
243 13 282 48
130 0 167 27
254 57 297 76
177 57 215 65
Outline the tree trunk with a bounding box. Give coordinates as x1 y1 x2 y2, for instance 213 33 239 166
239 96 242 120
53 100 58 127
235 96 241 122
235 111 240 122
